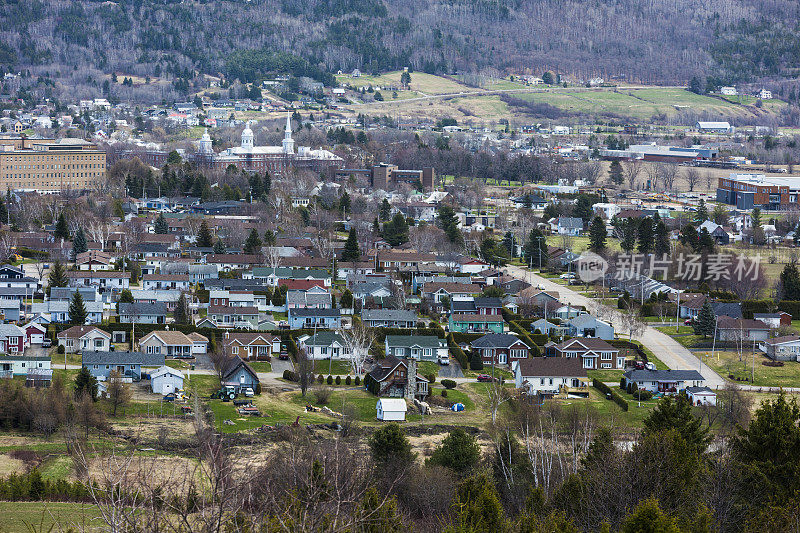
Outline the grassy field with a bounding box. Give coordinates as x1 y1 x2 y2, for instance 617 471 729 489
704 350 800 388
0 501 102 532
51 351 81 366
247 361 272 372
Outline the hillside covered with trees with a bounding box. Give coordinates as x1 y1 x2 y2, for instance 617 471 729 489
1 0 800 102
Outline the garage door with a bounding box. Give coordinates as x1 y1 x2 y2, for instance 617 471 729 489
30 334 44 345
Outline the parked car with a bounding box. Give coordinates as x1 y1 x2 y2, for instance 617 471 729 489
438 355 450 365
560 273 576 279
42 338 52 348
477 374 497 382
684 319 693 326
243 387 255 397
568 278 583 285
279 350 289 360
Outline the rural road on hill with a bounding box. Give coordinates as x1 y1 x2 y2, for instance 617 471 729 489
503 264 727 389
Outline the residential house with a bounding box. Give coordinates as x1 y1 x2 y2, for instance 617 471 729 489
0 300 21 322
0 353 50 378
365 356 429 399
142 274 190 291
299 332 350 360
287 308 341 329
50 287 100 303
671 293 706 319
471 333 531 366
57 326 111 354
118 302 168 324
449 313 505 334
698 221 730 245
422 282 481 305
361 309 417 328
138 330 206 358
384 335 448 361
450 297 503 316
712 302 743 319
550 337 624 370
76 251 113 271
716 317 769 342
552 217 584 235
622 368 704 394
150 366 185 394
0 324 26 354
220 356 259 394
30 299 103 324
512 357 588 396
82 351 165 381
207 306 259 329
459 258 491 274
686 386 717 406
552 305 585 320
530 318 566 336
565 314 615 340
221 331 280 359
23 322 46 345
759 335 800 361
753 312 792 329
286 286 333 310
0 265 38 291
67 271 131 291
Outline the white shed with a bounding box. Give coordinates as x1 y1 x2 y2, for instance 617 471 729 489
686 386 717 406
376 398 407 421
150 366 185 395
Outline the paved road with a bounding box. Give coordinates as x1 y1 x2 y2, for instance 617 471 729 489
438 360 465 379
503 264 726 389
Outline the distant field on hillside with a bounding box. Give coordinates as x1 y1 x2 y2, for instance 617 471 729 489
337 71 472 95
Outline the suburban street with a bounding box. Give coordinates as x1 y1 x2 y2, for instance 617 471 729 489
503 264 727 389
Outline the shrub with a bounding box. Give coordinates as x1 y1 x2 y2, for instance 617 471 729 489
317 374 324 384
469 350 484 371
335 375 341 385
441 389 448 398
314 387 332 405
441 379 457 389
255 383 262 395
632 390 653 401
593 379 628 411
327 375 333 385
57 345 65 354
345 375 352 385
354 375 361 386
426 373 436 384
282 369 294 381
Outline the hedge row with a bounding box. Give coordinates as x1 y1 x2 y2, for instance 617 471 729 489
737 300 800 319
446 333 469 369
608 339 648 363
593 379 629 412
507 321 541 357
450 331 485 345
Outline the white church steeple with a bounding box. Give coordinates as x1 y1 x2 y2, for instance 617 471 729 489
199 128 213 154
282 112 295 155
241 121 254 151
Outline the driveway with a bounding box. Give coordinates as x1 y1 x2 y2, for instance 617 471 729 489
271 357 294 376
438 360 464 379
504 264 725 389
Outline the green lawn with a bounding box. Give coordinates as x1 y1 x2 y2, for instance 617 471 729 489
165 359 191 370
704 350 800 388
40 455 74 480
587 369 624 383
417 360 441 378
185 374 219 397
655 325 695 335
51 351 81 366
0 502 102 532
248 361 273 372
312 359 354 375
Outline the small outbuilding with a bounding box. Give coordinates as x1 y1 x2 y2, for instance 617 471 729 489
686 386 717 406
376 398 407 421
150 366 185 395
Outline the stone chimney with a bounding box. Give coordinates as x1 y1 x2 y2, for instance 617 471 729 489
405 358 417 399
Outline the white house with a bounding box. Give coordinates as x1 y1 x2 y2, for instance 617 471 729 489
150 366 185 395
56 326 111 354
512 357 588 396
686 386 717 406
720 87 737 96
376 398 407 421
758 89 772 100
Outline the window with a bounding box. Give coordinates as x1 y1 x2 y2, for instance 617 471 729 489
601 363 611 369
601 352 611 360
424 348 431 356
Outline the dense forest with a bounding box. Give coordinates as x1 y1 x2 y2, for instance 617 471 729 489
1 0 800 101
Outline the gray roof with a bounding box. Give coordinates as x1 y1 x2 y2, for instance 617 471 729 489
31 300 103 313
516 357 586 378
304 331 345 346
471 333 530 349
361 309 417 322
385 335 443 349
50 287 98 302
557 217 584 229
711 302 742 319
82 351 165 367
287 291 332 307
686 386 715 394
118 302 168 316
623 369 704 382
0 287 29 297
289 308 340 318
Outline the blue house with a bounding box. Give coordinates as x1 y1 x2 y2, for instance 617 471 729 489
82 351 165 381
288 308 341 329
221 356 259 394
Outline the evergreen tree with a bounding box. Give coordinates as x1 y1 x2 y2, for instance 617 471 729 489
74 366 98 401
369 423 414 468
382 213 409 246
243 228 263 254
694 199 709 224
263 172 271 196
248 173 263 198
444 473 507 533
263 229 276 246
340 289 353 309
637 217 654 254
0 196 8 225
213 239 226 254
426 428 480 475
654 220 670 257
341 228 360 262
71 227 87 259
438 205 463 244
751 207 762 228
679 224 699 250
588 216 607 252
54 213 69 240
543 203 559 220
339 191 351 214
697 227 715 255
174 293 191 325
608 160 624 185
501 231 516 257
68 290 88 325
779 262 800 300
47 260 68 290
618 218 638 253
643 394 710 454
197 220 213 248
573 194 594 222
620 498 681 533
154 213 169 234
523 229 548 268
693 300 716 338
379 198 392 221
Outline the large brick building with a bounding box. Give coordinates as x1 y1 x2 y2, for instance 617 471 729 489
716 173 800 210
333 163 435 190
0 136 106 192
